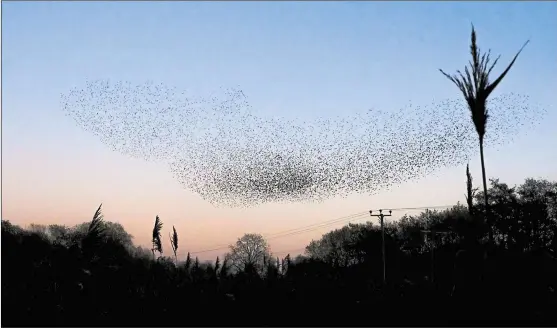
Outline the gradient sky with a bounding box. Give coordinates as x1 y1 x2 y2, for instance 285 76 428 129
2 1 556 261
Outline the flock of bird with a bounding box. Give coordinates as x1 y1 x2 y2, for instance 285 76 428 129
60 80 545 207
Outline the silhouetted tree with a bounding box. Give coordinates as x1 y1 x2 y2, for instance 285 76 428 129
72 220 134 251
27 223 50 238
47 224 73 247
475 178 557 252
225 233 271 275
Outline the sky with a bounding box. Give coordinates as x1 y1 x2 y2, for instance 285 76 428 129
2 1 557 261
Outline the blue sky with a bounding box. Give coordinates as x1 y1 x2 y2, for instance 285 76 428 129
2 1 556 259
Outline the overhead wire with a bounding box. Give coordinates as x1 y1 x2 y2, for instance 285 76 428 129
189 211 368 254
189 204 456 255
264 211 369 237
272 248 306 256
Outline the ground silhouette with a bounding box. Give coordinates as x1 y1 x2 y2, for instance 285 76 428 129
2 177 557 326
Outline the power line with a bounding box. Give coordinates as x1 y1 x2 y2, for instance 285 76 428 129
189 205 455 254
379 205 455 211
189 204 456 255
264 205 456 241
272 247 306 255
264 211 369 237
267 214 370 240
190 215 370 256
189 211 368 254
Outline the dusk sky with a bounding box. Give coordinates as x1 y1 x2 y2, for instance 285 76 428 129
2 1 556 261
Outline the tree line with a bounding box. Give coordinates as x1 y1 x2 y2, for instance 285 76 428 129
2 175 556 326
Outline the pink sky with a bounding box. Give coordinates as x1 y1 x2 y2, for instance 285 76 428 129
4 129 551 261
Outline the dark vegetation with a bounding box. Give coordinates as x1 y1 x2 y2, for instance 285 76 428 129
2 177 557 326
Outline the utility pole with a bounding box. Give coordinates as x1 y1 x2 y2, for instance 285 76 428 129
370 209 392 285
421 209 449 284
